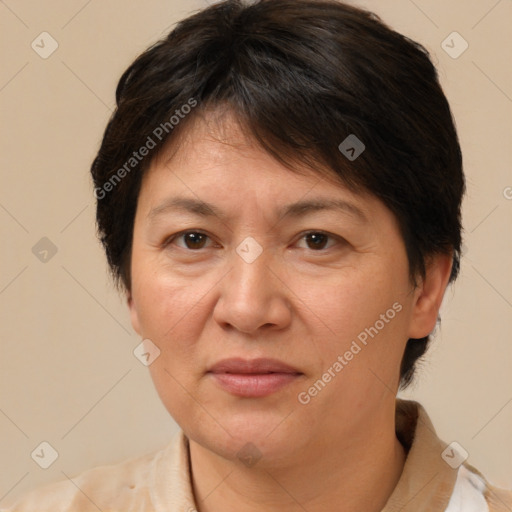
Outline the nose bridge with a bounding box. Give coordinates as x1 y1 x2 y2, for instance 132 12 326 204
214 240 291 333
229 239 275 307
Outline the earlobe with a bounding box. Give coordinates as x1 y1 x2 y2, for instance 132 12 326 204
408 253 453 339
127 291 142 336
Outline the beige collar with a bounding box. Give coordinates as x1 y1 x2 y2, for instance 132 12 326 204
150 399 459 511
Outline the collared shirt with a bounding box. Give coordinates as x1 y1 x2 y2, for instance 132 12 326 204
3 399 511 511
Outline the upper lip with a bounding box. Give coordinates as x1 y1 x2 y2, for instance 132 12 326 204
208 358 302 374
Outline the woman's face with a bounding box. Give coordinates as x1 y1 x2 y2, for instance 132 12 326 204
128 112 434 466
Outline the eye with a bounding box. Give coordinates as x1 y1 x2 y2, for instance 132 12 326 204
165 230 343 252
296 231 341 251
166 230 213 250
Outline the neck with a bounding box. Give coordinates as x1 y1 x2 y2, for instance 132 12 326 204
189 409 406 512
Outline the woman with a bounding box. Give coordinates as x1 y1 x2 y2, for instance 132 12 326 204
5 0 511 510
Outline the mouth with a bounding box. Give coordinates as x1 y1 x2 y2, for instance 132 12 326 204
207 358 303 398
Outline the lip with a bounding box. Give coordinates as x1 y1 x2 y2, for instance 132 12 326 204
207 358 303 398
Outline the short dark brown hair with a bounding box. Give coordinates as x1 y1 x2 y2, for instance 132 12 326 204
91 0 465 388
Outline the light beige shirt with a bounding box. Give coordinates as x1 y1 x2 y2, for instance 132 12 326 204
3 399 511 511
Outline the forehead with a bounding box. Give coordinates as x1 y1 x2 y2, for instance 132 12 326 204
137 108 387 228
133 109 404 256
146 108 355 194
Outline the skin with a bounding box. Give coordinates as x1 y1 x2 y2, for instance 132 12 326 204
128 110 453 512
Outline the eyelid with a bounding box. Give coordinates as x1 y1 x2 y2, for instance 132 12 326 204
294 230 343 250
163 229 215 249
165 229 344 251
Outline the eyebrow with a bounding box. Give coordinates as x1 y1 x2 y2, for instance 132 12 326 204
148 196 368 224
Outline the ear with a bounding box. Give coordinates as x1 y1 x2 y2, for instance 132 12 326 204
127 290 142 336
408 253 453 339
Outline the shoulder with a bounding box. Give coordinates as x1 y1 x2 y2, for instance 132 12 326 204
392 399 512 512
486 483 512 512
446 463 512 512
1 446 165 512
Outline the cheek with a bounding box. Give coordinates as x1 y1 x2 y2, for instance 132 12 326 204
291 263 404 338
130 262 216 399
132 269 212 425
132 264 208 340
291 263 410 384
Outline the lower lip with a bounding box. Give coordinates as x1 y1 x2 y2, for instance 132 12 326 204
209 373 301 398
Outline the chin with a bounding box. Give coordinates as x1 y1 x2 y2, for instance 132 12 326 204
184 408 301 464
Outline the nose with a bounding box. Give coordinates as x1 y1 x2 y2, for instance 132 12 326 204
212 244 292 335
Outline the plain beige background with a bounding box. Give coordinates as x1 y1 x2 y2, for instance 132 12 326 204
1 0 511 506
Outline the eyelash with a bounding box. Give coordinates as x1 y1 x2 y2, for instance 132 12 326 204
163 230 344 252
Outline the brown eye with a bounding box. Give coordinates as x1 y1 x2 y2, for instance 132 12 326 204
169 231 211 250
297 231 339 251
183 232 208 249
305 232 329 250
